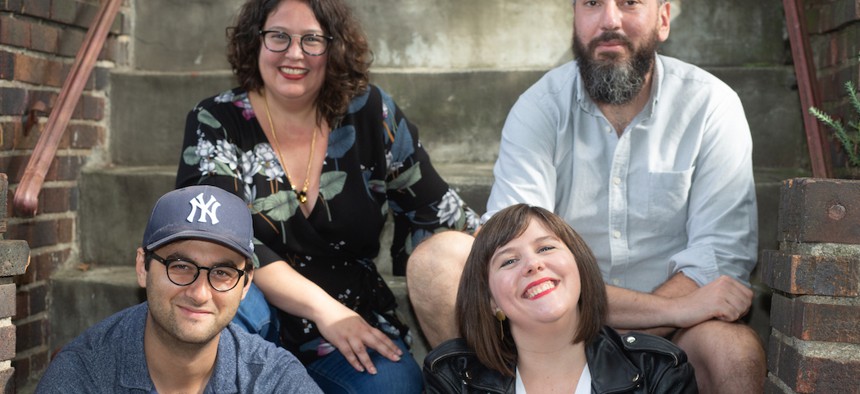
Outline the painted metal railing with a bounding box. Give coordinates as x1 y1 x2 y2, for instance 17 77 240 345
13 0 122 216
783 0 832 178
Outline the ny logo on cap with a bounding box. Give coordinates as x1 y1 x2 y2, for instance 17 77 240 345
187 193 221 224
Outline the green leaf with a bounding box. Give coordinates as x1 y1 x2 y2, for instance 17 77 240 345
182 145 200 165
252 191 298 221
197 109 223 129
320 171 347 199
387 164 422 191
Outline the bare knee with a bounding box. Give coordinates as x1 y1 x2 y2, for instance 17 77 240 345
674 321 765 393
406 231 474 346
406 231 474 284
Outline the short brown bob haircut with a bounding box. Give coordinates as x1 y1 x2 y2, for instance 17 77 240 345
456 204 607 376
227 0 372 127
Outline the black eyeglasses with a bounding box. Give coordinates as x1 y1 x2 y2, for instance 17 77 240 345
147 251 247 292
259 30 333 56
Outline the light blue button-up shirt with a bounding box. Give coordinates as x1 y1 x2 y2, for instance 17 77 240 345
484 55 758 292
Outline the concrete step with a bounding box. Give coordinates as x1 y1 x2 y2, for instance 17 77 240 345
48 266 146 354
108 65 803 168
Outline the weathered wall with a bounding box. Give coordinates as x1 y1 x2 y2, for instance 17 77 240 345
0 0 130 389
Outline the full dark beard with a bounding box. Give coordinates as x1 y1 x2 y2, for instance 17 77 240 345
573 31 657 105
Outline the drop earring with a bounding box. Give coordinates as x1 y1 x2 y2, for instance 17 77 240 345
495 309 506 340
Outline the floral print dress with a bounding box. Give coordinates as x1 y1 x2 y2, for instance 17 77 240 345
176 85 479 363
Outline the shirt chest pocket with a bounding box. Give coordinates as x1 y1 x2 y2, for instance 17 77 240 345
645 168 694 236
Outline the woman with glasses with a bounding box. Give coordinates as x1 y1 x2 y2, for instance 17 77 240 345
175 0 479 392
423 204 696 393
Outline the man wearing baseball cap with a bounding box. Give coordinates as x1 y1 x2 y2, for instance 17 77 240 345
37 186 321 393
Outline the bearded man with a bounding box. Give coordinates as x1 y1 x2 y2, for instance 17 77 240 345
407 1 765 393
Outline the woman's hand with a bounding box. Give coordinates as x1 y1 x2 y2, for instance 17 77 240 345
253 262 403 374
314 302 404 374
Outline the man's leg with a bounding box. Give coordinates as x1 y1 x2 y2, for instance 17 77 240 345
672 320 766 394
406 231 474 347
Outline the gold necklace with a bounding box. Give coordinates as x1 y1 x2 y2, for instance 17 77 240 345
261 91 317 204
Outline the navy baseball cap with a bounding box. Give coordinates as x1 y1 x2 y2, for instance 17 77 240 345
142 186 254 260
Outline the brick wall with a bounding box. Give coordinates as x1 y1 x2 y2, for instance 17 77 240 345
1 174 31 394
805 0 860 168
762 178 860 393
0 0 129 389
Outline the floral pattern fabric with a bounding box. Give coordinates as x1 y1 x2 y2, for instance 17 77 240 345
176 85 479 363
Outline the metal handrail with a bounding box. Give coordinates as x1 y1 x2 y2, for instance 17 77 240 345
783 0 832 178
13 0 122 216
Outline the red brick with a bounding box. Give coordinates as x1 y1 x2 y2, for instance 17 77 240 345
56 26 86 58
0 367 12 394
32 249 67 282
38 186 78 215
0 87 28 116
0 15 30 48
0 284 14 318
74 94 105 121
66 123 104 149
778 178 860 244
0 174 6 225
11 53 60 87
20 0 50 19
50 0 78 25
6 218 74 249
0 0 24 12
806 1 860 34
29 21 60 54
14 318 46 352
48 154 87 182
13 286 27 318
70 1 100 30
0 50 12 80
761 251 859 296
0 155 29 185
0 325 15 361
768 332 860 393
770 293 860 343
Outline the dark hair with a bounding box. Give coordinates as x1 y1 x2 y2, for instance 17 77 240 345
456 204 607 376
226 0 372 127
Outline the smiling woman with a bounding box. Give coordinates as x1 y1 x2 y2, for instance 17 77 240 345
423 204 697 393
175 0 480 392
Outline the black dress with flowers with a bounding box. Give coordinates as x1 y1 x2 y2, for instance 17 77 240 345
176 85 479 363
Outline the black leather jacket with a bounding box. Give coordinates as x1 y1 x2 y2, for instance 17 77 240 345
423 327 697 393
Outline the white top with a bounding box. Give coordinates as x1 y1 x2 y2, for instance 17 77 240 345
515 364 591 394
484 55 758 291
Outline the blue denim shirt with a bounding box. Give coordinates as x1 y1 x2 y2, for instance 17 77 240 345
36 302 322 393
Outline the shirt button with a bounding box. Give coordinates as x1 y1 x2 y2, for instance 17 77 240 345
613 177 621 186
612 230 621 239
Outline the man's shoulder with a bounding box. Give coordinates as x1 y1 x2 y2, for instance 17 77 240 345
60 303 146 355
37 303 148 391
658 55 735 94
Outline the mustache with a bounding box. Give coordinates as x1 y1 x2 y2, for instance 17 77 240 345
587 32 634 53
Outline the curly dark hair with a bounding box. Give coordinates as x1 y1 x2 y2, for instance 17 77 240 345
456 204 607 377
227 0 372 127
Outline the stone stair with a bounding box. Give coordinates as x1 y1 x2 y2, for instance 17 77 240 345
51 0 807 365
